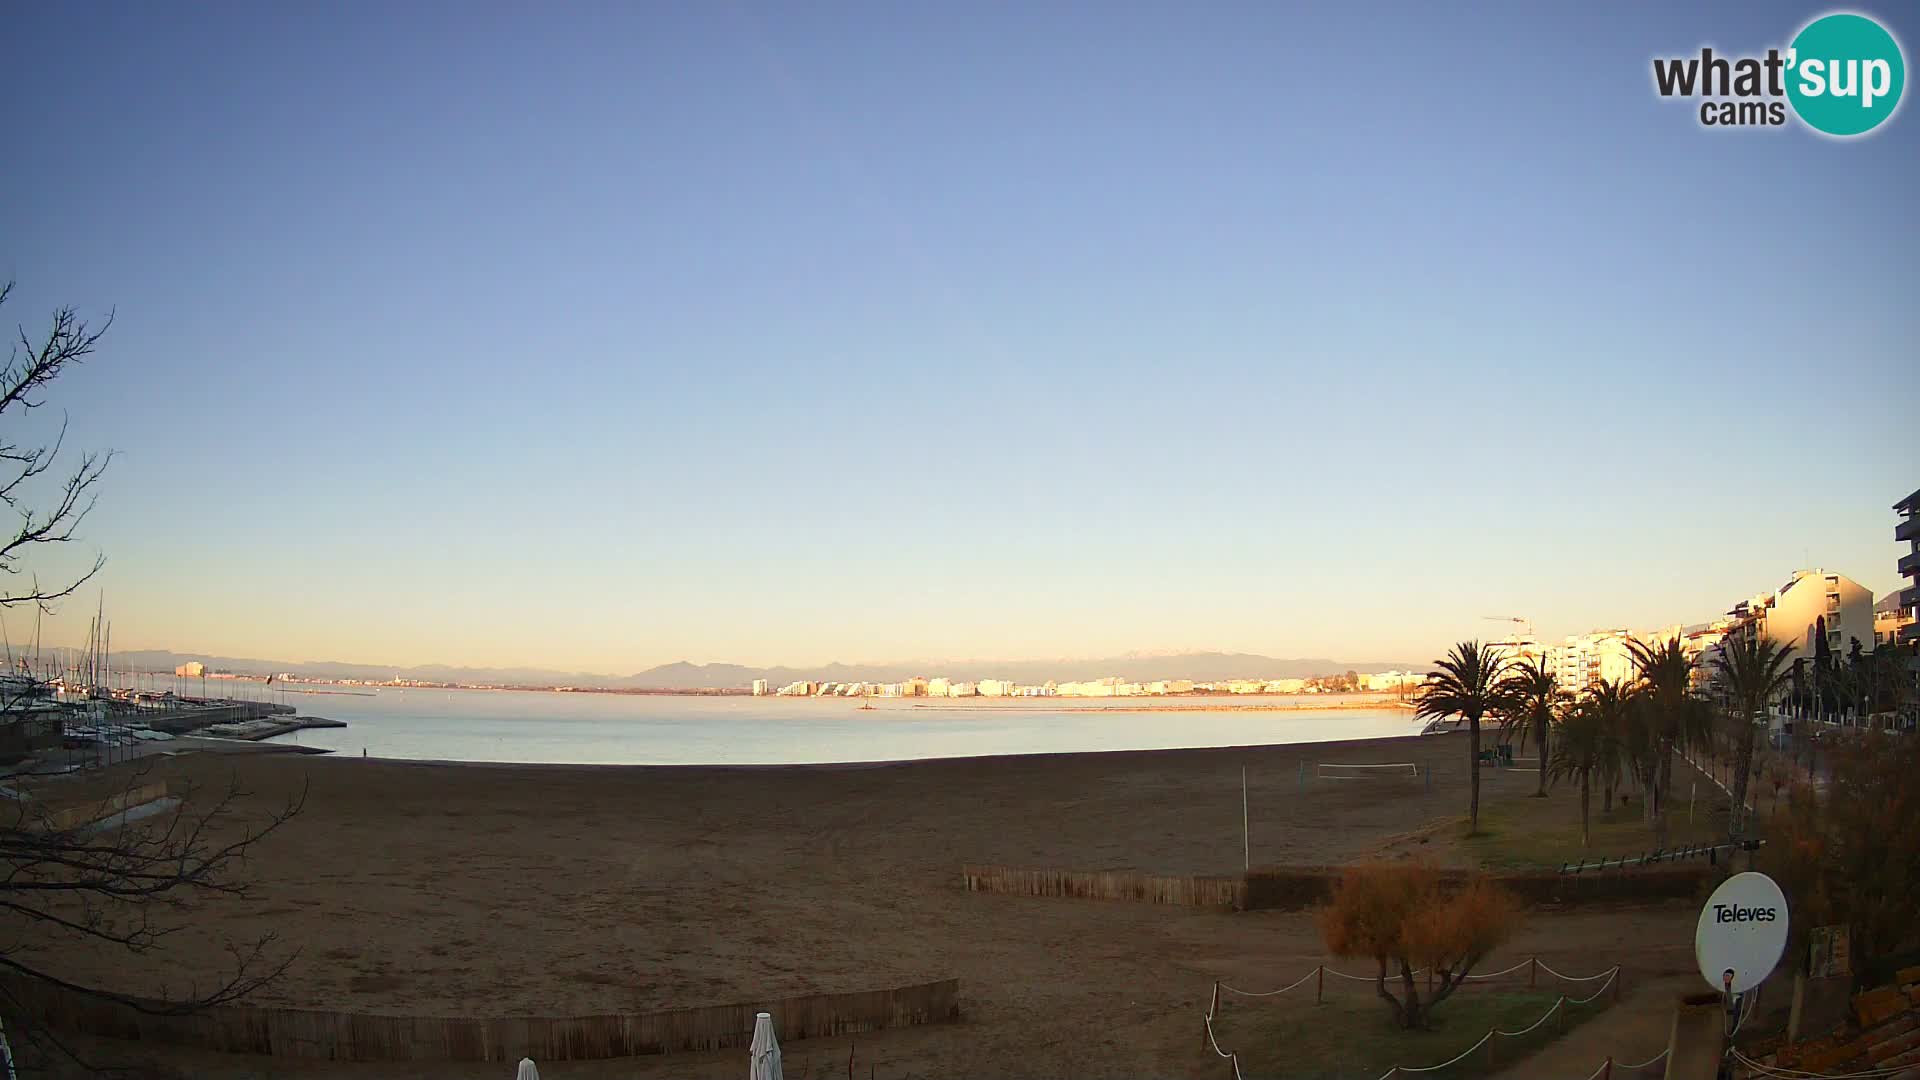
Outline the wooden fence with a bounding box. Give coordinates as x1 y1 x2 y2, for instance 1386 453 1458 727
5 975 959 1063
961 863 1245 908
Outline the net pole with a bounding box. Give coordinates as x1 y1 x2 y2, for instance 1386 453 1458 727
1298 760 1305 794
1242 766 1250 871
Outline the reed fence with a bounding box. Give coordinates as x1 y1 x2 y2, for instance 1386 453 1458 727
4 975 959 1063
961 863 1245 908
963 862 1713 911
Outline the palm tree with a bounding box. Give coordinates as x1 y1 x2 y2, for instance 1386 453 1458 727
1548 686 1626 848
1587 677 1637 815
1708 634 1796 842
1415 641 1514 834
1628 637 1714 845
1619 693 1659 825
1497 656 1561 798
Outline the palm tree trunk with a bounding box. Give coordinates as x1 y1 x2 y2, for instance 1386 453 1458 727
1468 715 1482 833
1581 772 1591 847
1656 738 1673 847
1603 773 1613 814
1730 696 1758 842
1535 725 1548 797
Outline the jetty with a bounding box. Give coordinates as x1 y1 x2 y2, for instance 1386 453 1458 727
138 699 296 736
200 716 348 742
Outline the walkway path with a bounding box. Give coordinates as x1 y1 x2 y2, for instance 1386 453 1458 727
1488 973 1693 1080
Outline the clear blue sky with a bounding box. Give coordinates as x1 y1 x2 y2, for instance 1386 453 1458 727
3 2 1915 673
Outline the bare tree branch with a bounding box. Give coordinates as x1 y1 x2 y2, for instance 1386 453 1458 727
0 281 298 1073
0 282 115 613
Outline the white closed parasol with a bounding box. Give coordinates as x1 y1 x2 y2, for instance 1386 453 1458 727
749 1011 783 1080
515 1058 539 1080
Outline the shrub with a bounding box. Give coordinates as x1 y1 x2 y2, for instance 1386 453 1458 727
1318 862 1522 1029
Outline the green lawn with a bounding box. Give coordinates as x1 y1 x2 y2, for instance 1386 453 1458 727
1209 984 1609 1080
1461 779 1737 871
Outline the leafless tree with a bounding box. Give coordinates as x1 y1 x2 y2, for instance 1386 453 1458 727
1 768 304 1074
0 282 303 1075
0 282 113 614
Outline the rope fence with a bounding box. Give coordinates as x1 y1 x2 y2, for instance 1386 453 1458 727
1219 957 1619 1000
1370 970 1621 1080
1572 1048 1671 1080
1730 1047 1913 1078
1201 990 1247 1080
1202 959 1622 1079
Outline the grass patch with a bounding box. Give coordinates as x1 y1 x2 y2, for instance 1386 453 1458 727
1211 984 1609 1080
1463 788 1735 871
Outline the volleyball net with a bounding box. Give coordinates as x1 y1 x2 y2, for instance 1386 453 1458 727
1315 762 1421 781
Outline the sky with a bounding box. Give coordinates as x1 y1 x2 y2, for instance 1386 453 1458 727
2 2 1916 674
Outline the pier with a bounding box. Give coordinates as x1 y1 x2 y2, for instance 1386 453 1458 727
138 699 296 736
200 716 347 742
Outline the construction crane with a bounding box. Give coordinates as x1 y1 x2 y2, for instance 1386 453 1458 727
1481 615 1535 638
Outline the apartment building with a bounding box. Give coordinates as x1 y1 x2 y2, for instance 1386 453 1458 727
1898 488 1920 643
1724 569 1874 657
1875 594 1916 649
1546 630 1637 694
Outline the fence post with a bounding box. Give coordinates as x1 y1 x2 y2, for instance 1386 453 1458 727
1486 1031 1495 1069
1317 965 1324 1005
1603 1055 1612 1080
1529 957 1537 989
1613 968 1622 1003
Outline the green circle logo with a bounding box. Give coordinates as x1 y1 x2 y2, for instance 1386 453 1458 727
1786 13 1906 136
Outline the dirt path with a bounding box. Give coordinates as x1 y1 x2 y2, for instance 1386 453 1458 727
1488 973 1695 1080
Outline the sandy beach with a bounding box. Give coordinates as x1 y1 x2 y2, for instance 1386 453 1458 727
21 732 1704 1078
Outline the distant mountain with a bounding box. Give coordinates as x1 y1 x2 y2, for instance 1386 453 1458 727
83 649 1424 690
78 649 609 687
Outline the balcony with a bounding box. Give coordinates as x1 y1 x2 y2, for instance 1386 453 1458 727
1898 516 1920 544
1902 550 1920 577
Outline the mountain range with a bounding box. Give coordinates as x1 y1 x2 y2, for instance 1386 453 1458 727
57 649 1426 690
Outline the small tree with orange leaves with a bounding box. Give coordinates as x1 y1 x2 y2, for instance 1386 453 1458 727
1319 863 1522 1029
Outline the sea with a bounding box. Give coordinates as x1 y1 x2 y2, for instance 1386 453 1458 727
245 683 1424 765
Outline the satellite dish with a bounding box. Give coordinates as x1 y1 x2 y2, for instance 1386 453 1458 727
1695 871 1788 995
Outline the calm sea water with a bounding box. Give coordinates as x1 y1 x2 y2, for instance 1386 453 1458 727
253 684 1423 765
